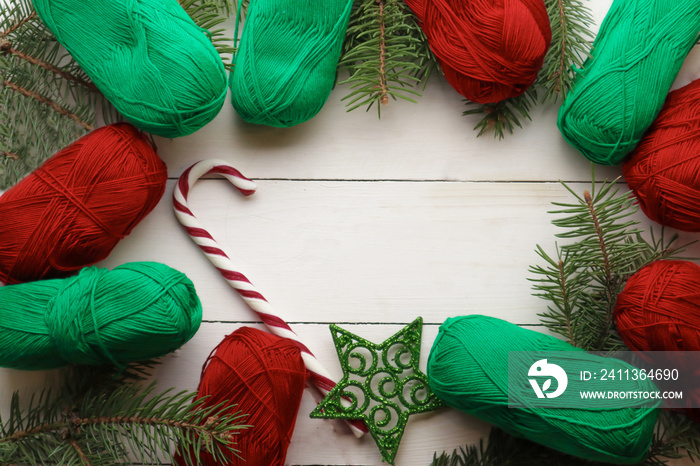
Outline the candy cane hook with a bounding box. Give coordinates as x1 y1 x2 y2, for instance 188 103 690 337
173 159 367 437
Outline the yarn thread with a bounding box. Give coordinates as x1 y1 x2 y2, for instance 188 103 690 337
175 327 307 466
0 123 167 285
623 79 700 231
403 0 551 104
229 0 353 127
0 261 202 370
557 0 700 165
33 0 228 138
428 315 659 464
173 159 368 436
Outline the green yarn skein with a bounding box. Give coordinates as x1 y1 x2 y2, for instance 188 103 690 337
229 0 352 127
428 315 659 464
557 0 700 165
33 0 227 138
0 262 202 370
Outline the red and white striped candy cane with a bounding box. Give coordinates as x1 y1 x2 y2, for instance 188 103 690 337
173 159 367 437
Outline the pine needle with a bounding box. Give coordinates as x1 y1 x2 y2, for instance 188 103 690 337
0 363 248 465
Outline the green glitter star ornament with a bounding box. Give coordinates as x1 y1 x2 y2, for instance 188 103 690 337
310 317 443 465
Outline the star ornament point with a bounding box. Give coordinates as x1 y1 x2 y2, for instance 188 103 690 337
310 317 443 465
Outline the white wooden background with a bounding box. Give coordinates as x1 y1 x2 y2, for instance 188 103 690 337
3 1 700 464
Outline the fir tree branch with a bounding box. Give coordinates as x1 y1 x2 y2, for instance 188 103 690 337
339 0 436 115
2 80 94 131
73 414 237 441
432 426 685 466
0 366 248 466
0 421 65 443
1 0 99 188
531 243 587 345
0 11 36 38
585 190 612 283
0 413 230 446
583 188 617 349
550 0 569 96
376 0 389 106
67 437 90 465
463 88 538 139
430 427 608 465
531 176 692 352
557 258 575 346
644 411 700 464
1 40 97 90
542 0 594 100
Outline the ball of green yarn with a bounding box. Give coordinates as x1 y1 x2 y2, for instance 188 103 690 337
229 0 352 127
33 0 227 138
0 262 202 370
557 0 700 165
428 315 659 464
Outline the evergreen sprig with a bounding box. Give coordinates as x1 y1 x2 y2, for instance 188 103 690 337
462 88 538 140
0 0 232 190
338 0 436 115
530 177 688 351
644 411 700 465
0 363 247 465
540 0 594 101
1 0 98 189
432 417 700 466
464 0 594 139
430 428 608 466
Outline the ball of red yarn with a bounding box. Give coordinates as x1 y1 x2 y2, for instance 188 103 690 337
175 327 307 465
404 0 551 103
615 260 700 352
0 123 166 284
623 79 700 232
614 260 700 418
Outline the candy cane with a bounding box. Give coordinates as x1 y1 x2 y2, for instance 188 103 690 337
173 159 367 437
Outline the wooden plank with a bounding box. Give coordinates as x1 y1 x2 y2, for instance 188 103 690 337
155 79 622 183
100 179 700 327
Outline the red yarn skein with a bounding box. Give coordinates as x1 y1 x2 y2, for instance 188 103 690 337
623 79 700 232
176 327 307 465
615 260 700 353
404 0 551 103
614 260 700 418
0 123 166 284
